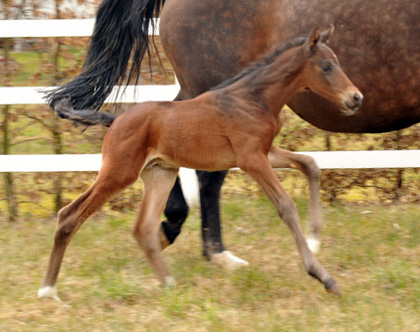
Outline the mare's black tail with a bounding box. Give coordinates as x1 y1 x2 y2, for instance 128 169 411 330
46 0 165 111
55 98 116 128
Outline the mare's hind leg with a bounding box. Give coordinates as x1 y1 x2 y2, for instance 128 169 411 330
197 170 249 270
134 166 179 287
38 159 141 301
160 177 189 249
268 146 322 253
160 170 249 270
196 170 227 256
239 154 340 294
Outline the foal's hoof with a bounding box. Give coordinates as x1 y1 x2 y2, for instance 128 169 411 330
306 235 321 253
164 276 177 289
210 251 249 271
37 286 62 302
325 278 342 295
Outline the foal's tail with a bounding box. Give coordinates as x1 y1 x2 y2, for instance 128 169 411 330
46 0 165 111
55 98 116 128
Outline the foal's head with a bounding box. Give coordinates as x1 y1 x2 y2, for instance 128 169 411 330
299 26 363 115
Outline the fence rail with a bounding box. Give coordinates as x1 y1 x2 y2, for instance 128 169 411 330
0 85 179 105
0 19 159 38
1 19 420 172
1 150 420 173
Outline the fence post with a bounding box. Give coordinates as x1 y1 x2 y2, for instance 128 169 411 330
2 104 17 222
394 130 403 202
51 0 64 213
1 3 18 221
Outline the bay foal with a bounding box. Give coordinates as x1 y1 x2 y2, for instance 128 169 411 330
39 28 362 300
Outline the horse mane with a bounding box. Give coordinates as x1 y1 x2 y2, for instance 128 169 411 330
212 37 307 91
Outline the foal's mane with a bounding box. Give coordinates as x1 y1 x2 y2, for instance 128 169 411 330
212 36 307 91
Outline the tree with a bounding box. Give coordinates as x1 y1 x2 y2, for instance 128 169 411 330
1 0 18 221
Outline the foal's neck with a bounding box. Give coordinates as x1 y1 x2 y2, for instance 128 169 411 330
223 46 306 116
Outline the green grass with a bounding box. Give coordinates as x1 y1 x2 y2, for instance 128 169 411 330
0 196 419 331
9 46 87 86
8 51 43 85
2 48 420 331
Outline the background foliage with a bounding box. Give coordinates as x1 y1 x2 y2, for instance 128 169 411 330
1 0 420 223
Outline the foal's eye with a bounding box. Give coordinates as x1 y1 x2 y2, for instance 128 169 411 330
318 60 333 75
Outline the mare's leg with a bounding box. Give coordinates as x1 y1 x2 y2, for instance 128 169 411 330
160 177 189 249
160 170 249 270
161 170 226 255
38 157 141 301
268 146 322 252
134 166 179 286
197 170 249 270
239 154 340 294
196 170 227 257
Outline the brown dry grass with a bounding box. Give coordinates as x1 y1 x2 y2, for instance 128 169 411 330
1 193 419 332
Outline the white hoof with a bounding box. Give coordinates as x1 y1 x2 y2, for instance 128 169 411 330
37 286 62 302
164 276 177 289
210 251 249 271
306 236 321 253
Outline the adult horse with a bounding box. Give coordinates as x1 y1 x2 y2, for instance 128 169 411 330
47 0 420 267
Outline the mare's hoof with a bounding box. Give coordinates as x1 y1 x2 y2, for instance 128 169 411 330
38 286 62 302
210 251 249 271
325 278 342 295
159 226 171 250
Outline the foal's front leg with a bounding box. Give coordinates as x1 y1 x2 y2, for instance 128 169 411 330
268 146 322 253
239 154 340 294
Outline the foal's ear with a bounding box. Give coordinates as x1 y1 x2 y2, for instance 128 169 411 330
320 24 334 44
306 28 321 54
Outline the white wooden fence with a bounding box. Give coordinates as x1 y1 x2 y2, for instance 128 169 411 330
1 19 420 173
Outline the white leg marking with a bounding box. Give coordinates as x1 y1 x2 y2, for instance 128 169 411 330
179 167 200 208
306 236 321 254
210 251 249 271
37 286 62 302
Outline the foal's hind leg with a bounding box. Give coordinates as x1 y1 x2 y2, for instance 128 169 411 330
134 166 179 287
239 154 340 294
268 146 322 253
38 159 140 300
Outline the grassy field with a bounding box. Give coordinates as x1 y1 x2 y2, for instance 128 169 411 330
2 50 420 331
0 195 419 331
